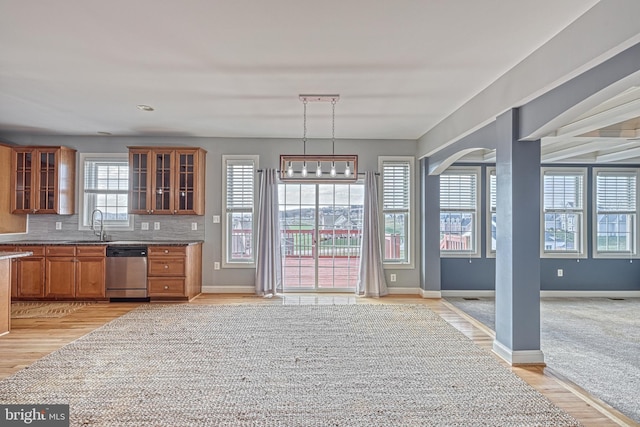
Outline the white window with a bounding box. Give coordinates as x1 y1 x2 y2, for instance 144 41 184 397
487 167 497 256
223 155 258 267
440 167 480 257
541 168 587 258
593 168 639 258
380 157 413 265
78 153 133 231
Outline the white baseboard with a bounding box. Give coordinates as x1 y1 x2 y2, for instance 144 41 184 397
201 285 255 294
540 290 640 298
420 289 442 298
492 340 545 365
387 287 421 295
441 290 495 298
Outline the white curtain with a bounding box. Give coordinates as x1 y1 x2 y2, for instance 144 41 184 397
357 171 388 297
255 168 282 296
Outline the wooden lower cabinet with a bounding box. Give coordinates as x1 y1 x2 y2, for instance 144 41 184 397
147 243 202 300
45 256 76 298
8 245 106 301
76 257 106 298
13 246 46 298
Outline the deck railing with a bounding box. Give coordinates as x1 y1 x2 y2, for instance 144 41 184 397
230 228 402 259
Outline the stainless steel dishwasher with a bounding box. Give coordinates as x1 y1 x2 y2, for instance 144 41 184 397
105 245 148 299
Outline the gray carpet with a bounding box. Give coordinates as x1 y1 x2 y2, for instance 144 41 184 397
446 297 640 423
0 304 581 426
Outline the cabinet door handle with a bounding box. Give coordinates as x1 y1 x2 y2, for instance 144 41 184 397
164 250 169 254
164 285 169 290
164 265 169 269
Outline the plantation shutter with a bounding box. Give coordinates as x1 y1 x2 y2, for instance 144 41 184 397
440 172 477 211
226 159 255 213
489 169 497 213
543 171 584 212
596 171 637 214
382 161 410 211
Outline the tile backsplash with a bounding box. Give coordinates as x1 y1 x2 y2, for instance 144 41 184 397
0 214 205 242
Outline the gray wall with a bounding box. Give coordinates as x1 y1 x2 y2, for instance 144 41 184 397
0 135 420 290
440 163 640 291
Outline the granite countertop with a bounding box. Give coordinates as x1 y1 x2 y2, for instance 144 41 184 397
0 251 33 260
1 240 203 246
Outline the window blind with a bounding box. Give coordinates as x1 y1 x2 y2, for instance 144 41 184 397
382 161 410 211
543 172 584 211
596 171 637 214
489 169 496 212
440 172 477 211
226 160 255 211
84 160 129 193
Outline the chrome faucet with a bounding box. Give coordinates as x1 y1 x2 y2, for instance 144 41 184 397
91 209 106 241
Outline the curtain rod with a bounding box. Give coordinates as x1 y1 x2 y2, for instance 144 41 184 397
257 169 378 176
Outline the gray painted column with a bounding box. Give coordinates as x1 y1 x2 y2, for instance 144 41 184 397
420 157 441 295
494 109 544 364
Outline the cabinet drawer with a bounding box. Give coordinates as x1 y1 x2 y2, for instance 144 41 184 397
148 278 185 296
46 245 76 256
0 246 17 253
76 245 106 257
20 246 46 257
148 258 185 276
148 246 186 258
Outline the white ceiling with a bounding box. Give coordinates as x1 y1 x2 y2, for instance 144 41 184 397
0 0 601 141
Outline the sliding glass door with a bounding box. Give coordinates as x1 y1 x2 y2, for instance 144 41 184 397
279 182 364 291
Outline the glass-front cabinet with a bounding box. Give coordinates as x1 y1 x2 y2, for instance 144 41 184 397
11 146 76 214
128 147 206 215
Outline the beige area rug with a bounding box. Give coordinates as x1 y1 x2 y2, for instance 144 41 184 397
0 304 582 426
11 301 95 318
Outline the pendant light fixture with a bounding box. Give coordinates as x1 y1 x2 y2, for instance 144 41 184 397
280 94 358 182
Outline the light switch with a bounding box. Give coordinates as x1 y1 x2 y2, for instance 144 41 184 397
55 222 62 230
213 215 220 224
214 262 220 270
141 222 149 230
154 222 160 230
191 222 198 231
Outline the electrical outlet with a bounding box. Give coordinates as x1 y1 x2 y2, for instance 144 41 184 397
213 215 220 224
557 269 563 277
191 222 198 231
141 222 149 230
55 222 62 230
154 222 160 230
390 274 397 282
214 262 220 270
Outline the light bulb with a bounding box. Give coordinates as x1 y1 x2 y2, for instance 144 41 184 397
287 162 294 177
344 162 351 178
301 162 308 177
330 162 337 177
316 162 322 177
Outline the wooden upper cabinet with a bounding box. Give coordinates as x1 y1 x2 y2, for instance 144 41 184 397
128 147 206 215
11 146 76 214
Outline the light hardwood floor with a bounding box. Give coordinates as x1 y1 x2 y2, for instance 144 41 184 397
0 295 636 427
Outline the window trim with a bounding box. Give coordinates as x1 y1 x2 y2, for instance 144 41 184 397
378 156 415 268
486 166 496 258
592 167 640 259
77 153 134 232
439 165 481 258
222 155 259 268
540 167 587 259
